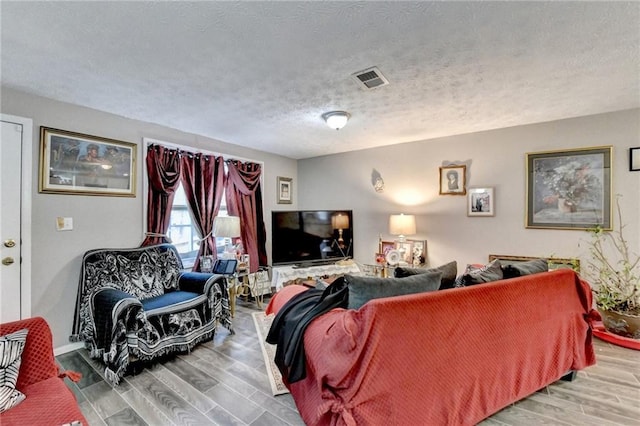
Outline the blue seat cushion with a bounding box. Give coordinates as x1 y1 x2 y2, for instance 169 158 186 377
141 291 201 312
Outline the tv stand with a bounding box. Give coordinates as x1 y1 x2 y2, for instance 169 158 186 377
272 261 360 291
292 259 341 269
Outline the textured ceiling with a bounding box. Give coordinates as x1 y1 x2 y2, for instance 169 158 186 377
1 1 639 159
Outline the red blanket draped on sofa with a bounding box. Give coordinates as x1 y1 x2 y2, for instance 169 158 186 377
268 269 596 425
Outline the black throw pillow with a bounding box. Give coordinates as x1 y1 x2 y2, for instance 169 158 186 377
394 261 458 290
502 258 549 279
460 259 503 286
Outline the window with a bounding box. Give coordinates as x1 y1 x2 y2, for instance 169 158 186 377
168 184 228 268
143 138 263 270
167 185 199 267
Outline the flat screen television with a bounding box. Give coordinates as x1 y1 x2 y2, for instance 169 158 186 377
271 210 353 266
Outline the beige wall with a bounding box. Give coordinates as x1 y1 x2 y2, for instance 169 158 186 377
1 87 298 348
2 85 638 349
298 109 640 274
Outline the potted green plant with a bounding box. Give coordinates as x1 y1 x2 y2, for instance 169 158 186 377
584 196 640 339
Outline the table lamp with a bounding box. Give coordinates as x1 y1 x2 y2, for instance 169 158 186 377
331 213 350 246
389 214 416 264
213 216 241 259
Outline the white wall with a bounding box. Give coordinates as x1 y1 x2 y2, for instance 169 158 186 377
298 109 640 275
1 87 298 348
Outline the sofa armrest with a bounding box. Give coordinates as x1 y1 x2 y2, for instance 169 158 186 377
92 288 143 351
178 272 225 295
0 317 59 389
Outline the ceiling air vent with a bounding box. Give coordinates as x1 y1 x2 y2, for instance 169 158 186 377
351 66 389 90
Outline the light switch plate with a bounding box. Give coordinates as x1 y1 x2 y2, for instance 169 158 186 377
56 217 73 231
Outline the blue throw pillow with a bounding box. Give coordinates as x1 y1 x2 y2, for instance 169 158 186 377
345 271 442 310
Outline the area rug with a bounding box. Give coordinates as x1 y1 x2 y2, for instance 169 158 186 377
252 311 289 395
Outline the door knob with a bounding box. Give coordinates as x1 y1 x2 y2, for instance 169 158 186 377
2 257 15 266
4 239 16 248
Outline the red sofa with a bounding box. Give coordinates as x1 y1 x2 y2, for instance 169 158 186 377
0 317 88 425
267 269 596 426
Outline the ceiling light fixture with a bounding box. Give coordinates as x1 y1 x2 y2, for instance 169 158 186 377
322 111 350 130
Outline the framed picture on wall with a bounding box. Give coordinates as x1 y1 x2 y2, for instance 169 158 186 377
39 127 136 197
439 165 466 195
277 176 292 204
630 147 640 171
467 187 495 217
526 146 612 230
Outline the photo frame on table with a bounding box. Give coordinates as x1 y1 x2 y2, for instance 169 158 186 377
467 187 495 217
526 146 612 230
488 254 580 273
407 239 427 265
439 165 466 195
277 176 292 204
395 240 414 264
380 240 395 256
39 127 136 196
630 147 640 171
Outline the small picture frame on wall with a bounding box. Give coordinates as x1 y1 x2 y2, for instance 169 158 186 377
39 127 136 197
467 187 495 217
439 165 466 195
630 147 640 171
277 176 292 204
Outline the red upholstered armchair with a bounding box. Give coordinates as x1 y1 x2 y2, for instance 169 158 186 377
0 317 88 425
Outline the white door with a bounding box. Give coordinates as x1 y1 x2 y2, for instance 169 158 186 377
0 115 32 323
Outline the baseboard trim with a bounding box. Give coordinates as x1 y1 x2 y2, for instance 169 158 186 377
54 341 84 356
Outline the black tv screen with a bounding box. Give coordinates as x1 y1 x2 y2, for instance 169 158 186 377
271 210 353 266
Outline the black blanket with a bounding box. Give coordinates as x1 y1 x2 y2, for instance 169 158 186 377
266 279 349 383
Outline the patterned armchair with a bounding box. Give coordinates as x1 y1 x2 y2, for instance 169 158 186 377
70 244 233 385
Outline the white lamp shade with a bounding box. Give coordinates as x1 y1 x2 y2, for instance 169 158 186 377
322 111 350 130
331 213 350 230
213 216 241 238
389 214 416 236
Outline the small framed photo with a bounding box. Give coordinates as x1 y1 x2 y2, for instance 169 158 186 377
439 165 466 195
630 147 640 171
395 240 414 264
467 187 495 217
407 239 427 265
277 176 292 204
380 240 395 256
39 127 136 196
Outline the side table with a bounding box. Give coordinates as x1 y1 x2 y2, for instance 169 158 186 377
227 266 271 316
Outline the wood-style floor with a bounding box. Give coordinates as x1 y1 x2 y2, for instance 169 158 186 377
57 297 640 426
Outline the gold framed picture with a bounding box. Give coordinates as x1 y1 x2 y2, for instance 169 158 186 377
439 165 466 195
39 127 136 197
488 254 580 272
526 146 612 230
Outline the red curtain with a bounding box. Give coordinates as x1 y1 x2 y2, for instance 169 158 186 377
141 145 182 246
225 161 268 271
181 153 225 271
